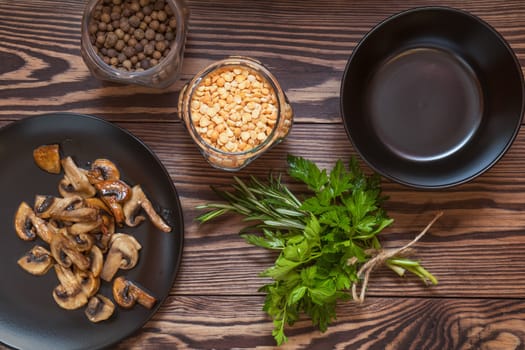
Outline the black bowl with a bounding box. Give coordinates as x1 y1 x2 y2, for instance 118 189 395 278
340 7 525 189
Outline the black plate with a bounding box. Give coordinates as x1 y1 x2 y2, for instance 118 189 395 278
0 113 184 350
341 7 525 188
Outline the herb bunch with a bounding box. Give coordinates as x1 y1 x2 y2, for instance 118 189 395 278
197 155 437 345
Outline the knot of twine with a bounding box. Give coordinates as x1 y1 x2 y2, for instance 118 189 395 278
351 211 443 303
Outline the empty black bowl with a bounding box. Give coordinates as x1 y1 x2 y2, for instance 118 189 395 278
340 7 525 189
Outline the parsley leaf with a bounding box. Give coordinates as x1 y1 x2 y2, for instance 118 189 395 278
196 155 437 345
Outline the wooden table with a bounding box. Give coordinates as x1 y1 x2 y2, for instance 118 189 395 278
2 0 525 349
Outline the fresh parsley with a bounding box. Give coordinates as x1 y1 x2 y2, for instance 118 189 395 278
196 155 437 345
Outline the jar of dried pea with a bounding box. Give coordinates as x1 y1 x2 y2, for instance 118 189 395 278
178 56 294 171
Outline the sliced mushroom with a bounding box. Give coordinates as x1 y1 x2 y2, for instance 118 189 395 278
53 284 88 310
50 231 91 271
68 220 102 236
34 195 56 218
17 245 54 276
34 195 98 223
14 202 38 241
52 265 88 310
33 144 61 174
67 232 95 252
112 276 157 309
84 197 112 215
59 156 96 198
89 245 104 277
85 294 115 323
100 233 141 282
123 185 172 233
87 159 120 184
95 180 132 226
75 269 100 298
14 202 55 243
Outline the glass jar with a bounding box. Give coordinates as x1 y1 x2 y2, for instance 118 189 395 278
178 56 294 171
80 0 189 89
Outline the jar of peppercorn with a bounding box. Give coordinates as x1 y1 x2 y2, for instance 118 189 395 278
81 0 189 88
178 56 294 171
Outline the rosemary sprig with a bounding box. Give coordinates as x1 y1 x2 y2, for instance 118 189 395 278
196 155 438 345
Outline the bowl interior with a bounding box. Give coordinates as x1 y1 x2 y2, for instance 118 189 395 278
341 7 524 188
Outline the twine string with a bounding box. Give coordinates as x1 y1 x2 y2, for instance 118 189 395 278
351 211 443 303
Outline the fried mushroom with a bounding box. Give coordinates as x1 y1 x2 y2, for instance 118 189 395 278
33 144 61 174
123 185 172 233
59 157 96 198
50 231 91 271
14 202 55 243
100 233 141 282
112 276 156 309
95 180 132 226
89 245 104 277
87 159 121 184
52 265 88 310
75 269 100 298
85 294 115 323
17 245 54 276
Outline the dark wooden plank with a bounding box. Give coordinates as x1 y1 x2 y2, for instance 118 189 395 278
0 0 524 122
115 295 525 349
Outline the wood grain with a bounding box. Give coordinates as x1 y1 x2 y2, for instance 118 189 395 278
116 296 525 350
1 0 525 349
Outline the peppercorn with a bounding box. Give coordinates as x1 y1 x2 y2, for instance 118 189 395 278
122 46 135 58
157 10 166 22
122 59 132 70
154 40 166 53
152 50 162 60
144 43 155 55
134 28 145 40
104 32 118 48
130 1 140 13
154 0 165 11
101 12 111 23
149 20 159 31
145 28 155 40
129 15 140 28
139 59 149 69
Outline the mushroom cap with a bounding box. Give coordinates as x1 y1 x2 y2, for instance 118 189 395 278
85 294 115 323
